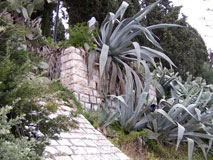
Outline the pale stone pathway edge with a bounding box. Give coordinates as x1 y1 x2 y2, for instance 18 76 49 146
43 105 130 160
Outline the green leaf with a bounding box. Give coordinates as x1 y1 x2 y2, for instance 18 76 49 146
187 138 194 160
207 139 212 153
132 0 159 22
114 1 129 20
168 104 197 121
133 42 141 70
110 25 162 49
38 62 49 70
133 114 153 130
134 92 149 118
141 46 175 67
103 112 119 127
144 129 160 140
99 44 109 78
147 24 183 30
47 0 57 3
101 13 114 43
27 4 34 17
193 137 208 160
176 123 185 150
124 92 148 132
195 108 201 121
184 132 213 139
22 8 29 21
141 60 151 92
33 0 44 6
155 109 176 126
0 26 6 32
109 95 127 106
109 62 118 93
152 119 158 133
152 79 165 98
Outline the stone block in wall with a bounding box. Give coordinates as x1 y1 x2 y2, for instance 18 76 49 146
70 68 88 79
69 84 85 94
89 81 97 89
61 54 70 63
68 52 83 61
60 78 71 88
60 47 105 110
92 75 100 83
93 90 104 98
90 96 97 104
84 103 91 109
80 94 90 103
70 74 88 86
83 87 93 96
63 46 76 55
60 69 71 78
97 98 103 104
61 60 87 72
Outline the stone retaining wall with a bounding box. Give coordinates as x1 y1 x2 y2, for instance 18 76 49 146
60 47 103 110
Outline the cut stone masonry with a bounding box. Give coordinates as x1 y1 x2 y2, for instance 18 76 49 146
43 105 129 160
60 47 103 110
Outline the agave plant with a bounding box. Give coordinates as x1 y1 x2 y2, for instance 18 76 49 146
153 64 213 108
88 1 181 97
143 80 213 160
105 61 152 133
98 98 120 128
152 63 179 98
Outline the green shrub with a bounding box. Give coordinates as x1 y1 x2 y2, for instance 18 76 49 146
0 106 40 160
59 23 97 50
0 8 78 159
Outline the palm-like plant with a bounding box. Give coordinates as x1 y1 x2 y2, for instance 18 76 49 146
88 1 181 97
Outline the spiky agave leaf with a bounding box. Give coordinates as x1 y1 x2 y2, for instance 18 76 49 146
187 138 194 160
98 101 119 128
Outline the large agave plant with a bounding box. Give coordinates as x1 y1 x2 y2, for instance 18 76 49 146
106 61 151 133
88 1 181 97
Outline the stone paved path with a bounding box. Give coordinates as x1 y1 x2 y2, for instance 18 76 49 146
43 105 130 160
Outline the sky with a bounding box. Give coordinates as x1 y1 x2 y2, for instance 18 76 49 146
171 0 213 50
